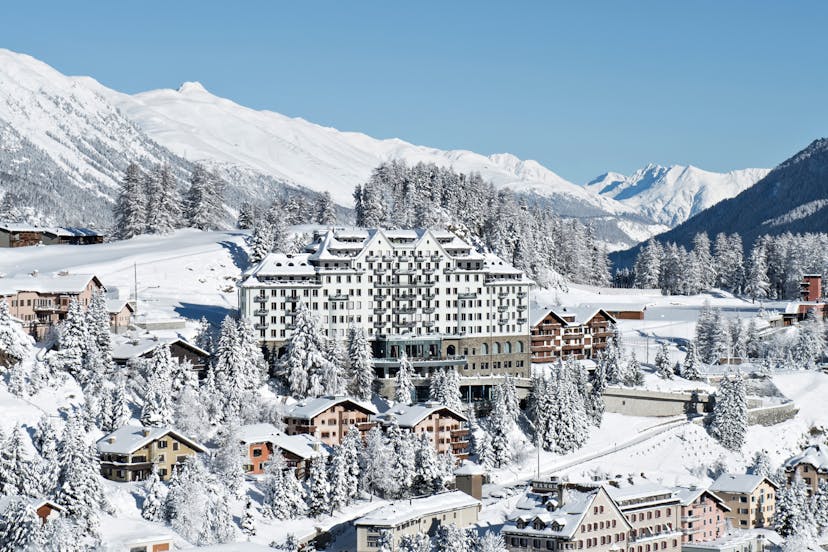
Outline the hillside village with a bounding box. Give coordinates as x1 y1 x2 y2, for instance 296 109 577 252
0 214 826 552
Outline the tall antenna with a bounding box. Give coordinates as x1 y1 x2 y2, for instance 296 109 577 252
133 262 138 315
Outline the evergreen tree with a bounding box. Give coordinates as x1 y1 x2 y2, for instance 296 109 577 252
86 290 112 363
654 343 672 379
430 368 462 410
314 191 337 225
194 316 216 357
412 433 445 495
478 531 508 552
681 342 702 380
185 163 225 230
140 345 175 427
747 450 774 478
307 455 331 517
487 383 514 468
711 370 748 451
347 325 374 400
261 455 306 520
395 352 415 405
622 352 644 386
328 446 351 512
56 299 88 377
323 337 347 395
248 222 274 264
634 240 662 288
0 299 31 368
145 163 183 234
435 523 469 552
745 238 771 301
237 202 255 229
341 426 362 500
399 533 433 552
114 163 147 239
361 426 396 497
55 414 106 537
280 304 332 398
241 497 257 537
812 480 828 531
141 467 166 522
585 353 607 425
775 476 815 538
376 529 394 552
695 303 728 364
0 496 41 550
4 425 33 496
211 426 246 497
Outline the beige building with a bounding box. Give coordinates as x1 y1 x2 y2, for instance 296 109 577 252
783 444 828 495
354 491 481 552
284 395 378 446
374 402 470 460
709 474 777 529
0 272 104 340
107 299 135 333
97 425 205 482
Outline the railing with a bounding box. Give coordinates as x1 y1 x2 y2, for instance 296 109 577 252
254 323 268 330
329 293 349 301
393 269 416 275
254 309 268 316
253 296 267 303
517 292 527 298
517 304 527 311
373 307 387 314
423 268 436 275
285 296 301 302
393 307 417 314
422 307 435 314
365 255 380 262
424 320 435 327
393 320 416 328
497 305 509 312
374 268 386 275
374 294 387 301
423 293 436 300
517 318 527 324
498 292 509 298
498 319 509 325
458 293 477 299
33 303 61 312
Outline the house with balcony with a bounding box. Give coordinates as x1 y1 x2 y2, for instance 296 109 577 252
96 425 205 482
374 402 470 460
783 444 828 495
354 491 481 552
709 474 777 529
673 486 730 543
237 423 328 477
283 395 378 446
529 305 616 363
111 333 210 377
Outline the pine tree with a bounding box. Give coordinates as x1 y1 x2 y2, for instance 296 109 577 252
194 316 216 356
413 432 445 496
261 455 306 520
376 529 394 552
340 426 362 501
86 290 112 363
586 354 607 425
347 325 374 400
812 480 828 531
361 426 396 497
747 450 773 478
395 352 415 405
109 379 131 431
145 163 183 234
186 163 225 230
140 345 175 427
241 497 257 537
4 425 33 496
399 533 433 552
546 361 590 453
280 304 332 398
114 163 147 239
211 426 245 497
307 455 331 517
711 370 748 451
328 446 351 512
430 368 462 410
745 239 771 301
435 523 469 552
323 337 346 395
55 299 88 377
248 222 274 264
141 467 166 522
775 476 815 537
55 414 106 537
0 496 41 550
237 202 255 229
634 240 662 288
654 343 672 379
0 298 30 369
478 531 508 552
623 352 644 386
487 383 514 468
315 191 337 225
682 341 702 380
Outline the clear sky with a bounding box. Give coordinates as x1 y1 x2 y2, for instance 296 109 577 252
3 1 826 183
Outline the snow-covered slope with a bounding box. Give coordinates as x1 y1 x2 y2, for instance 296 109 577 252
585 164 770 226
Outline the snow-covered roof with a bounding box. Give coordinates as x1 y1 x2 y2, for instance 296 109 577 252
529 304 616 329
710 473 777 494
237 423 328 460
110 333 208 361
105 298 133 314
375 401 467 428
680 530 765 550
0 495 63 514
247 253 316 279
0 273 101 296
0 223 44 232
285 395 378 420
354 491 480 527
605 481 676 506
99 515 175 548
96 425 205 455
504 489 598 539
454 460 486 476
672 486 730 510
784 444 828 471
42 226 102 237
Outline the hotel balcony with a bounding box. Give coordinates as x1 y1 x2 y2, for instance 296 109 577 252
392 307 417 314
422 307 435 314
458 293 477 300
284 295 301 302
329 293 349 301
393 320 416 328
253 296 267 303
254 309 268 316
497 305 509 312
517 291 527 298
373 307 387 314
254 323 268 330
498 291 509 298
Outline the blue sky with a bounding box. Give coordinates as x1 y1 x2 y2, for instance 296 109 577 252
3 1 826 182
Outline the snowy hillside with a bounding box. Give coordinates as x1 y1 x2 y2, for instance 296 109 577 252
585 164 769 226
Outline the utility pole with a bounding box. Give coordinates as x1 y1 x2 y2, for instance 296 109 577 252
133 262 138 315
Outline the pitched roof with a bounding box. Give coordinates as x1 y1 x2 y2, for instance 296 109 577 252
710 473 777 494
237 423 329 460
105 299 134 314
0 273 101 296
604 481 677 507
96 425 205 455
111 334 208 361
375 402 467 428
504 489 598 539
672 486 731 511
42 227 102 237
0 495 63 514
784 444 828 471
354 491 480 527
285 395 378 420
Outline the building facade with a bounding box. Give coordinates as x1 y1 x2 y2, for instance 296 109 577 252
530 307 616 362
374 402 470 460
238 228 533 398
673 487 730 543
283 396 378 446
354 491 481 552
97 426 205 482
237 423 328 477
607 482 682 552
709 474 777 529
783 444 828 495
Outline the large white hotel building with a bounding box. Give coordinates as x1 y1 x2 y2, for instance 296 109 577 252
238 228 533 400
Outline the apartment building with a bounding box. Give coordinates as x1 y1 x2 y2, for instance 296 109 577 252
783 443 828 495
709 474 777 529
530 306 616 362
606 481 682 552
673 486 730 543
374 402 470 460
354 491 481 552
96 425 205 482
283 395 378 446
238 228 533 398
0 272 104 340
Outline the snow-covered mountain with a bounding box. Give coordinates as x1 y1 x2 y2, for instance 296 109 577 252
584 164 770 226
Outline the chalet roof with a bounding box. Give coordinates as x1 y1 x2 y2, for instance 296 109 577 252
529 304 616 329
784 444 828 471
375 402 467 428
672 486 731 511
605 481 677 506
505 489 597 539
285 395 378 420
237 423 328 460
710 473 777 494
0 495 64 514
245 253 316 280
0 273 101 296
0 223 44 232
42 227 102 237
105 299 134 314
96 425 205 455
354 491 480 527
111 333 208 361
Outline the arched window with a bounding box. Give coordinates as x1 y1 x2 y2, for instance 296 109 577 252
493 342 501 354
504 342 512 354
517 340 525 353
481 342 489 355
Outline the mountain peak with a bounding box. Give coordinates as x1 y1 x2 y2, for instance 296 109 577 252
178 81 209 94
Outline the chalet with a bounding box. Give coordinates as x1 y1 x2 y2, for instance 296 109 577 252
530 306 616 362
0 223 44 247
107 299 135 333
374 402 470 460
0 272 104 340
0 495 63 523
40 226 104 245
284 395 378 446
709 474 777 529
783 443 828 495
673 486 730 543
237 423 328 477
97 425 205 482
354 491 481 552
111 333 210 376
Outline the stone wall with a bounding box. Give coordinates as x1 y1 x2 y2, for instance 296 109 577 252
603 387 713 417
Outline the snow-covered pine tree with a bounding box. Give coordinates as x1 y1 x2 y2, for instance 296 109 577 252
237 316 268 391
3 425 33 496
654 343 672 379
211 426 246 497
0 496 41 550
399 532 433 552
55 299 88 377
603 333 622 384
795 309 826 369
141 466 166 522
434 523 469 552
586 355 607 426
114 163 147 239
376 529 394 552
185 163 225 230
681 341 702 380
487 383 514 468
140 345 175 427
0 299 31 369
695 302 728 364
328 445 350 512
395 352 415 405
430 368 462 410
241 497 257 537
361 426 396 498
280 304 332 398
478 531 508 552
109 379 131 431
145 163 183 234
306 455 331 517
634 240 662 288
315 191 337 225
622 351 644 387
747 450 773 478
248 222 274 264
412 432 444 496
711 370 748 451
347 325 374 400
86 290 112 363
194 316 216 356
260 455 307 520
323 337 346 396
340 426 362 500
812 479 828 531
775 475 815 537
547 361 590 453
237 202 255 230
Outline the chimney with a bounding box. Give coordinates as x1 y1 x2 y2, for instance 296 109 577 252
142 428 150 437
107 436 115 444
